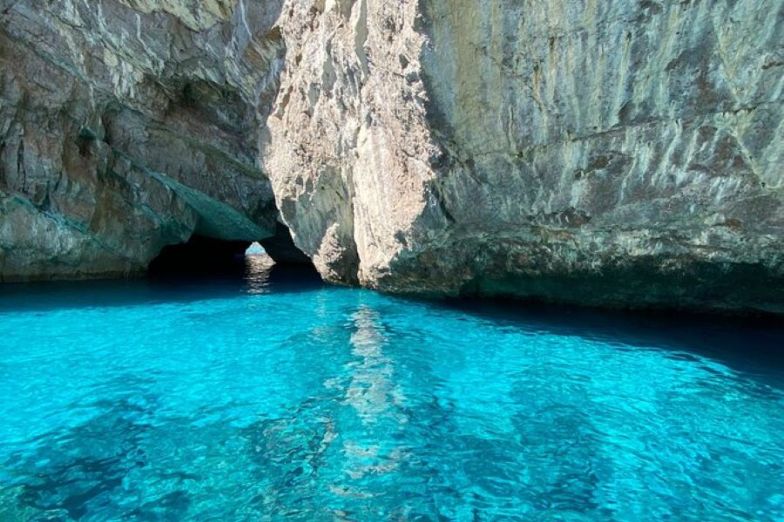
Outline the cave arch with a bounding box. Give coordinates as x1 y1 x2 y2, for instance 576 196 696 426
148 220 313 278
148 236 252 276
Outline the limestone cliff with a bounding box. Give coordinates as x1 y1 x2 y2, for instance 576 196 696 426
267 0 784 314
2 0 783 314
0 0 285 279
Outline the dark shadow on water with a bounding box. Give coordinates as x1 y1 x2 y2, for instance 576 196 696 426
0 255 325 314
2 377 194 520
431 295 784 383
1 258 783 381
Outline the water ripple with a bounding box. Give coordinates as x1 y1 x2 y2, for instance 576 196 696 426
0 262 783 520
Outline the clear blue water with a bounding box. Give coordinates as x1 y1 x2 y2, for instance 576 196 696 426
1 256 783 521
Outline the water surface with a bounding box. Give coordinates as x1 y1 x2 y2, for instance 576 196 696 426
1 256 783 520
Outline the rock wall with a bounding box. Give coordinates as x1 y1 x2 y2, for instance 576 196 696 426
2 0 783 313
410 0 784 313
267 0 784 313
0 0 285 280
263 0 440 284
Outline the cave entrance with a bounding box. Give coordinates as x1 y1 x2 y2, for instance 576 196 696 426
147 221 315 279
148 235 254 277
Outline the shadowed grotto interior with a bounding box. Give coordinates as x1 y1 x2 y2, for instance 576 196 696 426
258 222 314 266
148 220 314 278
148 236 253 276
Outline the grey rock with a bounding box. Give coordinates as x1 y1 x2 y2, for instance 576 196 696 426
0 0 284 280
267 0 784 314
2 0 783 314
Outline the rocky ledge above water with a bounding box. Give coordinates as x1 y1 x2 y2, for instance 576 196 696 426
1 0 783 314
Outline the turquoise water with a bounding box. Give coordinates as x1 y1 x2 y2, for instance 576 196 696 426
1 257 783 521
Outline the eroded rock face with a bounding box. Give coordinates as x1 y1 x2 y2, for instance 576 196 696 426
0 0 284 280
267 0 784 313
409 0 784 313
2 0 784 313
261 1 419 284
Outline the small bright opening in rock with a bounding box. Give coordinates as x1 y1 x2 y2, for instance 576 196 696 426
245 242 266 256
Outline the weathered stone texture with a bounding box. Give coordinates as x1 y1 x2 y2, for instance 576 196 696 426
2 0 783 313
0 0 284 280
268 0 784 313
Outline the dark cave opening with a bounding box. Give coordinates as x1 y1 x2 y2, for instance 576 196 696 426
147 224 317 281
148 236 253 277
258 221 313 266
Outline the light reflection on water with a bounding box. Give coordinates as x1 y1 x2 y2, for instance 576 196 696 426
244 254 276 294
0 258 782 520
